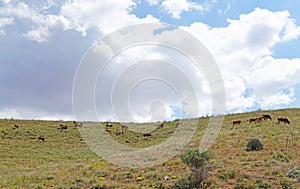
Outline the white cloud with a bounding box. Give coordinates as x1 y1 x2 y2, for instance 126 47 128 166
182 8 300 112
0 17 14 36
260 89 295 109
0 108 21 119
23 27 51 43
146 0 160 6
60 0 160 35
1 0 10 4
0 107 74 120
0 2 71 42
91 42 211 122
161 0 208 19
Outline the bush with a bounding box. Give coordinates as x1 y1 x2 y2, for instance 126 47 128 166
181 150 214 169
174 150 214 188
246 138 263 151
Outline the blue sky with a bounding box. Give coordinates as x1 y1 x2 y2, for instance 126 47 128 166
0 0 300 121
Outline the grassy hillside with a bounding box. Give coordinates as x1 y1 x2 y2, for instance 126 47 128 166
0 108 299 188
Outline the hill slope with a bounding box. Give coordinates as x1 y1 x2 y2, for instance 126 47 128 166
0 108 299 188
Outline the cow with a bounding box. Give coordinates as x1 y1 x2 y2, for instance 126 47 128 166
277 117 290 125
106 123 113 128
105 128 111 133
157 123 164 128
37 136 46 142
143 133 152 137
73 121 83 127
59 123 68 130
121 125 128 133
232 120 242 126
115 128 124 135
14 124 19 129
250 117 265 124
249 118 257 123
262 114 272 120
175 122 181 128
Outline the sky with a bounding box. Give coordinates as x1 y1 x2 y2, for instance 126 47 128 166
0 0 300 122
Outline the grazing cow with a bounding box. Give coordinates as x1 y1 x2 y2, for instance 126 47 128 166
262 114 272 120
106 123 113 128
143 133 152 137
232 120 242 126
250 117 265 124
277 117 290 125
59 123 68 130
121 125 128 133
249 118 257 123
115 128 124 135
14 124 19 129
37 136 46 142
73 121 83 127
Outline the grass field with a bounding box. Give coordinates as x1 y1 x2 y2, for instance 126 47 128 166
0 108 300 188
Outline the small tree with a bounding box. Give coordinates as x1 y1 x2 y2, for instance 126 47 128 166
176 149 214 188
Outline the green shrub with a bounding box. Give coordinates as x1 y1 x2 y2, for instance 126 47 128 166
174 149 214 188
246 138 263 151
181 150 214 169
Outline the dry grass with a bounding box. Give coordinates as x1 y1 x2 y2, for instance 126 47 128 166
0 108 299 188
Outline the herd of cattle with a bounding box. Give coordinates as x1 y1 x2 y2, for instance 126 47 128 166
104 122 170 137
11 114 291 142
232 114 291 126
12 121 84 142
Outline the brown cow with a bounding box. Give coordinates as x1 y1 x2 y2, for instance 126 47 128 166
232 120 242 126
143 133 152 137
277 117 290 124
37 136 46 142
73 121 83 127
121 125 128 133
115 128 124 135
249 118 257 123
250 117 265 124
59 123 68 130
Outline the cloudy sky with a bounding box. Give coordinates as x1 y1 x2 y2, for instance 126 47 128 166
0 0 300 122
